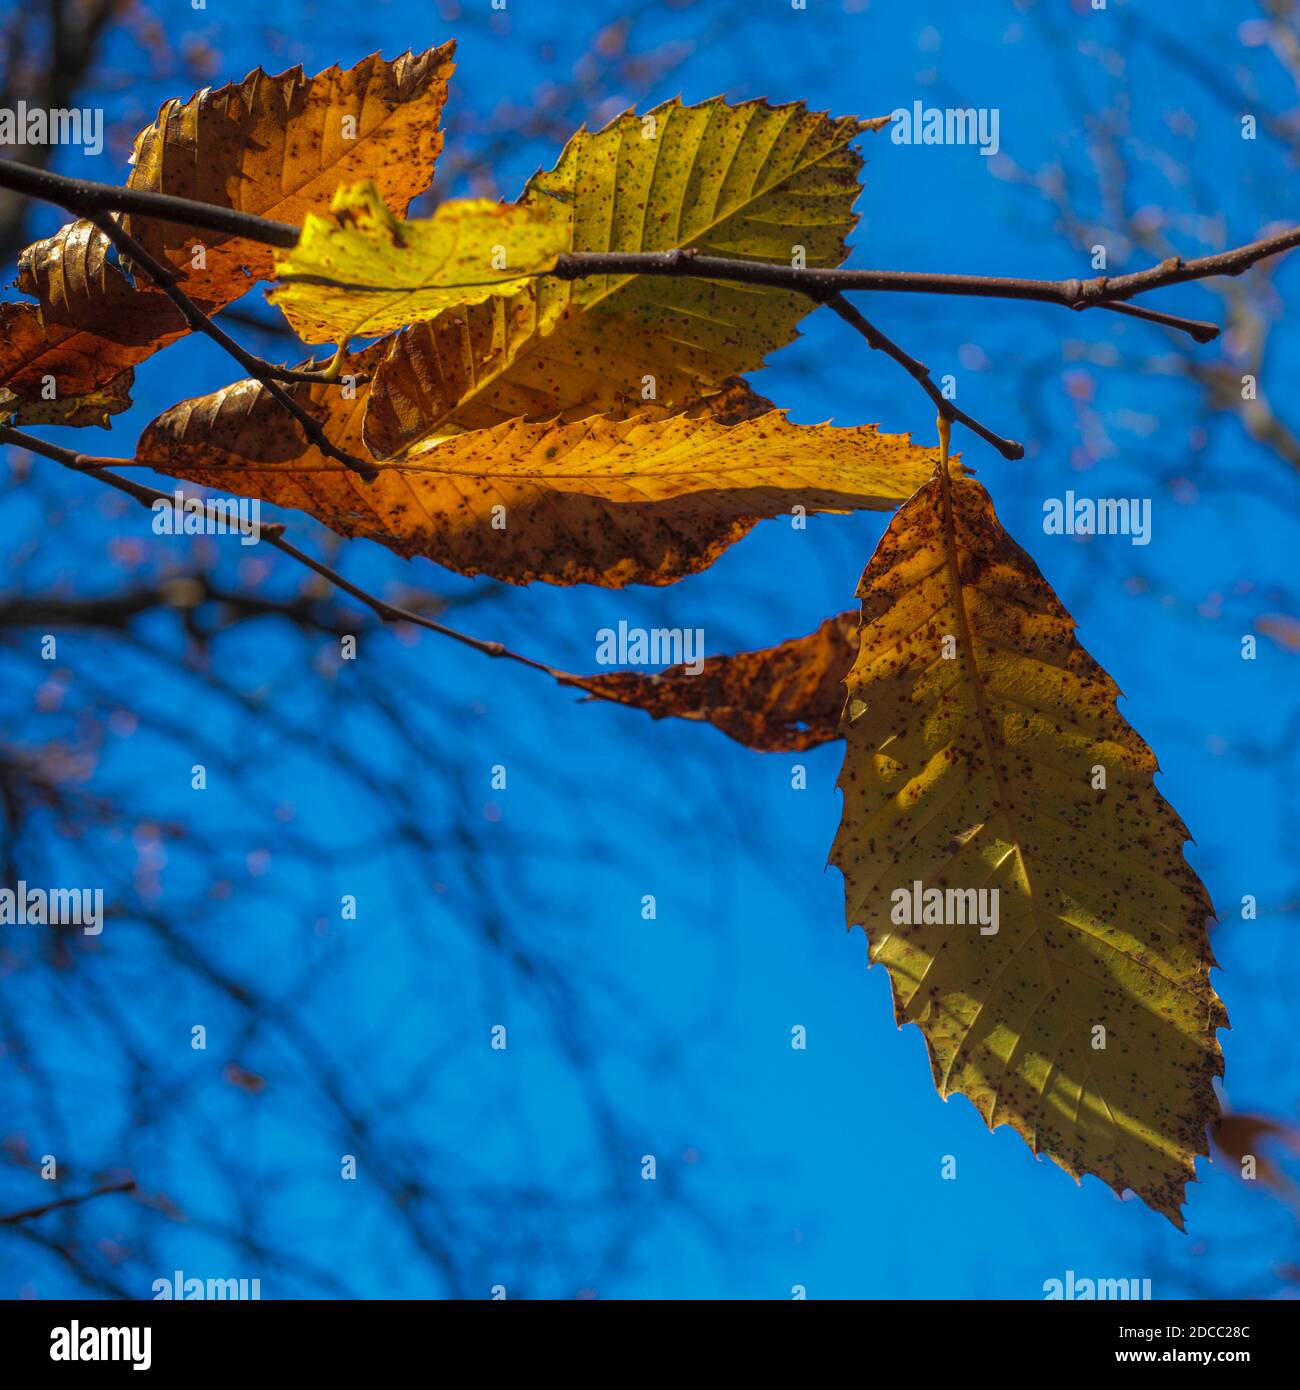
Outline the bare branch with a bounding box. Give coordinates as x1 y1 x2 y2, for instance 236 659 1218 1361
2 161 1288 328
0 1179 136 1226
0 158 299 249
820 292 1024 460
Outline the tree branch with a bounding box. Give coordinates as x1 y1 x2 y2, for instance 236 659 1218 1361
4 161 1289 324
0 158 299 249
3 158 1297 461
0 1179 136 1226
821 292 1024 460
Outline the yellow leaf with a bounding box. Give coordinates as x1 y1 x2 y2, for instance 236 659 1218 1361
363 96 876 459
830 473 1227 1225
136 370 939 586
269 183 565 344
569 611 860 750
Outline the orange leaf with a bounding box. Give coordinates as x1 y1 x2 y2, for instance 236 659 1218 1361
570 611 859 750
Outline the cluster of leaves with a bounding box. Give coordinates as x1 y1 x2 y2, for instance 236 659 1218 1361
0 43 1227 1225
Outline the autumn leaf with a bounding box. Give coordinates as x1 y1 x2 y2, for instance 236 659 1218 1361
123 45 456 306
269 182 565 345
570 611 859 750
830 472 1227 1226
0 47 455 397
0 223 182 398
1257 614 1300 653
138 372 939 585
363 96 876 458
136 338 385 496
0 366 133 429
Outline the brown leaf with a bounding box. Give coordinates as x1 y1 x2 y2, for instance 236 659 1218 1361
569 612 859 750
0 224 182 397
1257 614 1300 652
0 363 134 428
1213 1111 1300 1206
123 45 456 305
135 337 386 498
0 47 455 397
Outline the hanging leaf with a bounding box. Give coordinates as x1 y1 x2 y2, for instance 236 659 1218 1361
363 97 880 458
137 368 938 585
269 182 565 344
830 472 1227 1226
570 611 859 750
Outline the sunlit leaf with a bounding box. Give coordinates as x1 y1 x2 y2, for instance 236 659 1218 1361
830 473 1227 1226
0 47 455 397
269 182 565 344
364 96 880 459
123 45 457 304
137 370 938 585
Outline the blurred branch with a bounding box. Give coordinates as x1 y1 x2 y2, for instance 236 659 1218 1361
0 0 125 260
0 1179 136 1226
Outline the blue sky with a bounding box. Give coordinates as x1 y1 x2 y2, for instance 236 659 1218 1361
3 0 1299 1299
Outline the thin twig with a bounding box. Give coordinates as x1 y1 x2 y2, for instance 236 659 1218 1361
820 291 1024 460
0 424 287 535
0 425 574 682
81 213 378 480
0 1179 136 1226
546 247 1243 339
